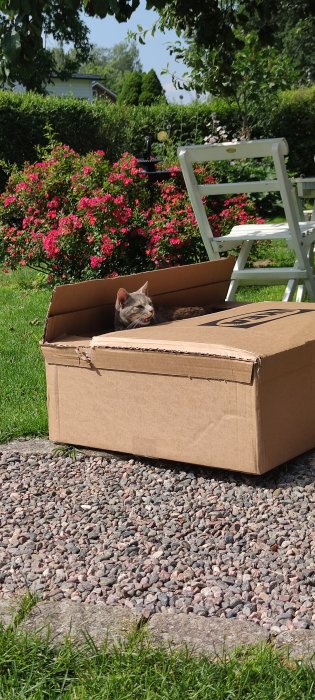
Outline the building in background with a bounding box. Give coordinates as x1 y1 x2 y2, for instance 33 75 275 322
13 74 117 102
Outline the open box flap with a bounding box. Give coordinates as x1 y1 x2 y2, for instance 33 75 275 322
43 257 235 342
46 257 235 317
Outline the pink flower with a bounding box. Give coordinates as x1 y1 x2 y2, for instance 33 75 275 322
90 255 104 269
59 214 82 233
47 197 59 209
101 235 114 257
3 194 17 206
43 231 60 258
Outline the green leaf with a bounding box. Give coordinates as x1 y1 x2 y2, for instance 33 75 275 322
2 29 21 61
108 0 120 13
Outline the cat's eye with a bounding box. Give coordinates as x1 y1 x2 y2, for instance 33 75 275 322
136 304 144 309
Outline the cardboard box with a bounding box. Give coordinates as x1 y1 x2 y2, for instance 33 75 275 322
41 257 315 474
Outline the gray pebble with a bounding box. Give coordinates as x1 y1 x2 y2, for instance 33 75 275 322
0 445 314 632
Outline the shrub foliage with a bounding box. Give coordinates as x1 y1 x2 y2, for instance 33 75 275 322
0 86 314 194
0 145 263 284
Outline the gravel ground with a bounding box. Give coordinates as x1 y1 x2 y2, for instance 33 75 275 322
0 446 314 635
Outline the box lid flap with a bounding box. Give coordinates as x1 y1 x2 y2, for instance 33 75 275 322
46 257 235 317
92 301 315 364
43 257 235 343
42 302 315 385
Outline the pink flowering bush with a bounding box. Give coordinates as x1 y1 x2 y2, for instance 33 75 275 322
146 175 264 267
218 194 264 237
146 180 211 267
0 145 263 284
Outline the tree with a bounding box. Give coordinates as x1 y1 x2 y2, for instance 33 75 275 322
172 31 295 136
0 1 91 91
117 70 143 105
154 1 315 135
139 69 165 105
281 16 315 84
49 45 84 80
78 39 142 93
156 1 315 56
117 69 165 105
0 1 314 92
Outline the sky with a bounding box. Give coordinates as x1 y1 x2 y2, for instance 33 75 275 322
48 1 194 104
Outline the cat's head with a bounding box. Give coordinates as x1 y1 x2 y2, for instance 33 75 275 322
115 282 154 329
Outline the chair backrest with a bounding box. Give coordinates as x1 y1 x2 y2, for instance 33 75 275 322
177 138 301 255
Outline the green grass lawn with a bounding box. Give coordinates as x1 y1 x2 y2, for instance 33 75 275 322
0 270 50 442
0 238 299 443
0 622 314 700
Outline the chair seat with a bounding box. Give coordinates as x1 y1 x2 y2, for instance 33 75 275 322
225 221 315 241
177 139 315 301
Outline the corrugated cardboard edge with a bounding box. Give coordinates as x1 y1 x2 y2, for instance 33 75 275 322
41 342 258 384
42 338 259 362
91 337 259 362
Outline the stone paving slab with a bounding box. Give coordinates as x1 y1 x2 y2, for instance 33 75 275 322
0 437 121 459
1 599 315 660
148 611 269 657
20 601 140 646
0 597 20 628
0 438 56 456
274 629 315 661
1 598 139 647
148 611 315 661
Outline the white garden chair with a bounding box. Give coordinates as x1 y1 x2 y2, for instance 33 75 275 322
177 138 315 301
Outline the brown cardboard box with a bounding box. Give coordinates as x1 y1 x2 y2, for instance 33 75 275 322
41 257 315 474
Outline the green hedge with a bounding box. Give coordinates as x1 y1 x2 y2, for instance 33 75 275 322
0 92 104 191
0 86 314 191
269 85 315 177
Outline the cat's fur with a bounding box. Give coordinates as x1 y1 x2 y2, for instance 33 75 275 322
114 282 208 331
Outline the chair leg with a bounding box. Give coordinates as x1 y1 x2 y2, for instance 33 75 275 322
303 241 315 300
296 285 305 303
226 279 239 301
284 241 315 301
283 279 298 301
225 241 253 301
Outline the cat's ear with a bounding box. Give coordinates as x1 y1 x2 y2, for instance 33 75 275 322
137 281 149 296
116 288 128 308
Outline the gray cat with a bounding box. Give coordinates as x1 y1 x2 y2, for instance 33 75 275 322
114 282 207 331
